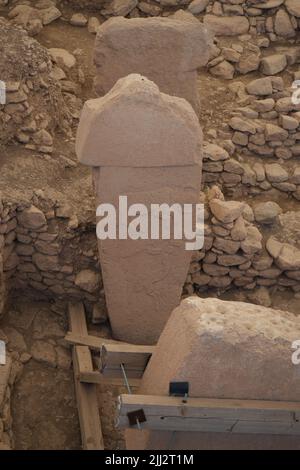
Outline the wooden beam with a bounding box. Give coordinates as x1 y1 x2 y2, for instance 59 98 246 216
65 332 135 351
100 343 155 379
117 394 300 435
69 302 104 450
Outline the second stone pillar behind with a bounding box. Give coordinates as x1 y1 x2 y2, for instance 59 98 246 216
94 12 212 115
76 74 203 344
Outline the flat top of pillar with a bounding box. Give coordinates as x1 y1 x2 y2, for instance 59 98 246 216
76 74 202 168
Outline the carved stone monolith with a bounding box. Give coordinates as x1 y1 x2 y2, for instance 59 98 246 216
76 74 203 344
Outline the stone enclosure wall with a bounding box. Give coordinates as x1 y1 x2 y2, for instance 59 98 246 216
0 195 106 319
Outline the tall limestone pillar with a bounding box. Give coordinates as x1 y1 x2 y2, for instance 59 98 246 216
93 13 212 115
76 74 203 344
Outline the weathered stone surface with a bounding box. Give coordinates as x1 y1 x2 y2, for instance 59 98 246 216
31 340 56 367
187 0 209 15
17 206 46 230
267 237 300 271
94 15 212 113
265 163 288 182
76 74 202 344
203 15 249 36
74 269 100 293
203 143 229 161
209 199 245 224
265 124 288 141
255 0 284 8
88 17 100 34
286 0 300 17
76 74 202 168
0 356 12 407
127 297 300 449
70 13 87 27
240 225 262 254
274 10 295 38
229 117 256 134
246 77 273 96
32 253 60 271
102 0 138 17
254 201 282 224
210 60 235 80
49 48 76 68
260 54 287 75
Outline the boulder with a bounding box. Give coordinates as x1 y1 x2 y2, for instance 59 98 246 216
246 77 273 96
74 269 100 293
17 205 46 230
274 10 295 38
265 163 288 182
267 237 300 271
286 0 300 17
187 0 209 15
49 48 76 68
203 143 230 161
203 15 249 36
209 199 244 224
260 54 287 75
102 0 138 17
254 201 282 224
210 60 235 80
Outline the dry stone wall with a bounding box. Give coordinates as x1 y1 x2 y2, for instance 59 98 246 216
202 141 300 200
0 195 105 319
1 185 299 319
0 352 13 449
60 0 300 43
0 19 74 150
184 186 300 296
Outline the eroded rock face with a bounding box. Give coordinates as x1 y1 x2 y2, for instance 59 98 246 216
203 15 249 36
76 74 203 344
93 14 212 114
126 296 300 449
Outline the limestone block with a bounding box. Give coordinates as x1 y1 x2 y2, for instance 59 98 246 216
93 15 212 113
126 297 300 449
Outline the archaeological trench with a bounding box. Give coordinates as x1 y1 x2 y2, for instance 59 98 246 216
1 0 300 452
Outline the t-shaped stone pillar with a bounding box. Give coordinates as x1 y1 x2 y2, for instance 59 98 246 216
126 297 300 449
94 13 212 115
76 74 202 344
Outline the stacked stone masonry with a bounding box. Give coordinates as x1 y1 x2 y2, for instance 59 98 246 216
0 197 103 318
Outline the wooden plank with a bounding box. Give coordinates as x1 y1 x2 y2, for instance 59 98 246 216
100 344 154 378
69 302 104 450
101 343 155 367
117 394 300 435
79 370 102 385
72 346 104 448
98 376 141 387
75 345 102 384
68 302 88 336
65 332 131 351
